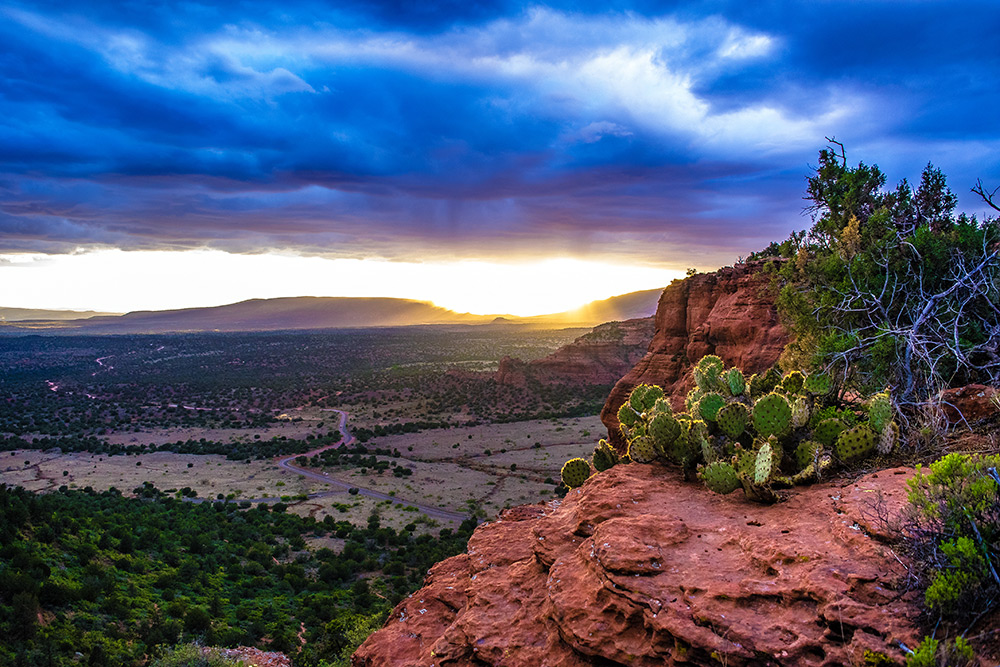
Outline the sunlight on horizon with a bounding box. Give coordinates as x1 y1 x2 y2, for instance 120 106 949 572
0 249 682 317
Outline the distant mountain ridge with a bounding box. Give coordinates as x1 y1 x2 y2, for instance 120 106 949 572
0 307 120 321
0 289 664 334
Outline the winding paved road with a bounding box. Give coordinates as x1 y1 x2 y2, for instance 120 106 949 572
275 409 470 523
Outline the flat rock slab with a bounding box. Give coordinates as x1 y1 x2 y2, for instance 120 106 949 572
353 464 921 666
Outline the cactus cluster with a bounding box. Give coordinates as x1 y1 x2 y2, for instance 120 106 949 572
562 356 902 502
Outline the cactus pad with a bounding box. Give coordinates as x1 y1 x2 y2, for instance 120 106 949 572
790 463 816 485
651 397 674 417
629 384 664 413
617 402 639 429
694 355 724 391
752 392 792 437
725 367 746 396
649 413 681 448
811 418 845 447
700 436 718 464
716 402 749 438
749 367 782 398
868 392 893 432
803 372 831 395
794 440 823 471
697 392 727 421
592 440 620 472
833 425 877 462
754 441 775 485
666 421 700 465
685 388 704 413
878 420 899 455
628 436 657 463
561 458 592 488
781 370 805 394
696 354 725 374
790 396 812 429
735 447 756 477
700 461 740 494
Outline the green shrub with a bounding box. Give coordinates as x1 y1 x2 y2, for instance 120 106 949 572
906 453 1000 620
905 635 975 667
151 643 244 667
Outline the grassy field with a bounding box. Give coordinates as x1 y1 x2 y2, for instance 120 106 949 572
0 414 602 534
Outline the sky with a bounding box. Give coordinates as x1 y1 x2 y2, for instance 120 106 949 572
1 0 999 315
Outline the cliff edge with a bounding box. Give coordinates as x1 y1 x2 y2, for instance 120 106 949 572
601 262 788 448
353 464 921 666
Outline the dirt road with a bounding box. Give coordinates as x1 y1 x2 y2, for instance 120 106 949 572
275 409 470 523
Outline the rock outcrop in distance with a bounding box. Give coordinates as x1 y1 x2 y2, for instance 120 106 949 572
496 317 655 387
353 463 921 666
602 262 789 448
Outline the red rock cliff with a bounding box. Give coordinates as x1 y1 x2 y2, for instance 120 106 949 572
602 262 788 448
496 317 655 387
353 464 921 666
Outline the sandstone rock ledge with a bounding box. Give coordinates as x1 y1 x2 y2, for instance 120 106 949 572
353 465 921 667
601 262 789 449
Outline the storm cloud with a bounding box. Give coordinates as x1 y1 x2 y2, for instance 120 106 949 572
2 0 998 268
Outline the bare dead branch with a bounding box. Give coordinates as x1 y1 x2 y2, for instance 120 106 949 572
821 226 1000 408
825 136 846 167
972 178 1000 213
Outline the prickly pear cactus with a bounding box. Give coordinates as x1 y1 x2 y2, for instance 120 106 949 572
725 367 746 396
693 355 725 391
700 436 719 465
833 424 876 462
560 356 901 506
781 370 805 394
649 412 681 448
790 396 812 429
700 461 741 494
749 367 782 398
628 436 657 464
664 419 702 466
617 402 639 429
878 421 899 455
786 462 817 485
794 440 823 471
697 392 726 421
629 384 664 414
811 418 845 447
868 392 893 433
561 458 592 488
803 371 831 395
754 441 775 485
735 446 756 478
685 388 704 413
651 396 673 416
752 392 792 437
716 402 750 438
592 439 620 472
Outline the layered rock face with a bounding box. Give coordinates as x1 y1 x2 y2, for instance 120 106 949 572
496 317 655 387
602 263 788 448
353 464 921 666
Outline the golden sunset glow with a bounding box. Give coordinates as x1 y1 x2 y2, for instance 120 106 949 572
0 250 681 316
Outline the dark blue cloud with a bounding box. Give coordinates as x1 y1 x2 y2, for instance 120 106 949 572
0 0 998 268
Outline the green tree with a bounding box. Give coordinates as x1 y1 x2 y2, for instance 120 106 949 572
775 141 1000 408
